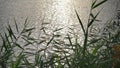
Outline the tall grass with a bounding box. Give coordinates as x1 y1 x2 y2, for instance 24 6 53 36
0 0 120 68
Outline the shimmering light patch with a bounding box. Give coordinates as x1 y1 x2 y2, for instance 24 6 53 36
49 0 73 33
53 0 72 20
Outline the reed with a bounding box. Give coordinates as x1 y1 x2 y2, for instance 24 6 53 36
1 0 120 68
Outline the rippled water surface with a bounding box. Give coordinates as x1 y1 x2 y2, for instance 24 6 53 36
0 0 119 39
0 0 119 63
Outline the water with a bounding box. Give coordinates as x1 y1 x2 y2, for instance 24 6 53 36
0 0 118 32
0 0 119 66
0 0 118 50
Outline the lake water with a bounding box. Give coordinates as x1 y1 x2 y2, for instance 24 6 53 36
0 0 118 32
0 0 119 60
0 0 119 47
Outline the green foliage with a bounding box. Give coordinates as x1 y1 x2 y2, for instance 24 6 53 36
0 0 119 68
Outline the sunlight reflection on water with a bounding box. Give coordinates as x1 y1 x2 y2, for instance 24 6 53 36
0 0 118 50
0 0 118 64
48 0 74 32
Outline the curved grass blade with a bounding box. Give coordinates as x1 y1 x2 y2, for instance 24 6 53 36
92 45 102 55
14 18 19 33
14 51 24 68
22 27 35 33
92 0 97 8
13 42 24 50
92 0 107 9
67 34 72 46
6 23 17 40
47 34 54 46
4 32 11 48
24 17 28 27
88 9 102 28
0 33 7 51
53 28 63 32
75 10 85 34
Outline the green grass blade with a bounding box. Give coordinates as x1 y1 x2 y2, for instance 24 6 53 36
92 0 107 9
14 18 19 33
22 27 35 33
35 52 40 65
64 52 71 67
7 24 17 40
13 42 24 50
24 17 28 27
53 28 63 32
14 52 24 68
90 13 95 19
88 38 101 45
92 45 102 55
23 57 30 66
57 56 61 68
75 10 86 34
22 37 33 46
47 34 54 46
67 34 72 46
11 60 15 68
88 9 102 28
4 32 11 47
0 33 7 51
8 24 14 36
92 0 97 8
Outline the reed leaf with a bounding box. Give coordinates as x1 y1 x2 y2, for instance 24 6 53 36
92 0 107 9
47 34 54 46
14 18 19 33
22 27 35 33
14 52 24 68
92 0 97 8
88 9 102 28
13 42 24 50
75 10 86 34
24 17 28 27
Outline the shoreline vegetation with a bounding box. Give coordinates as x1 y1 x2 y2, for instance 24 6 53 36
0 0 120 68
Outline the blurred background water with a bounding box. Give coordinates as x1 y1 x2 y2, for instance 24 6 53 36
0 0 120 63
0 0 119 40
